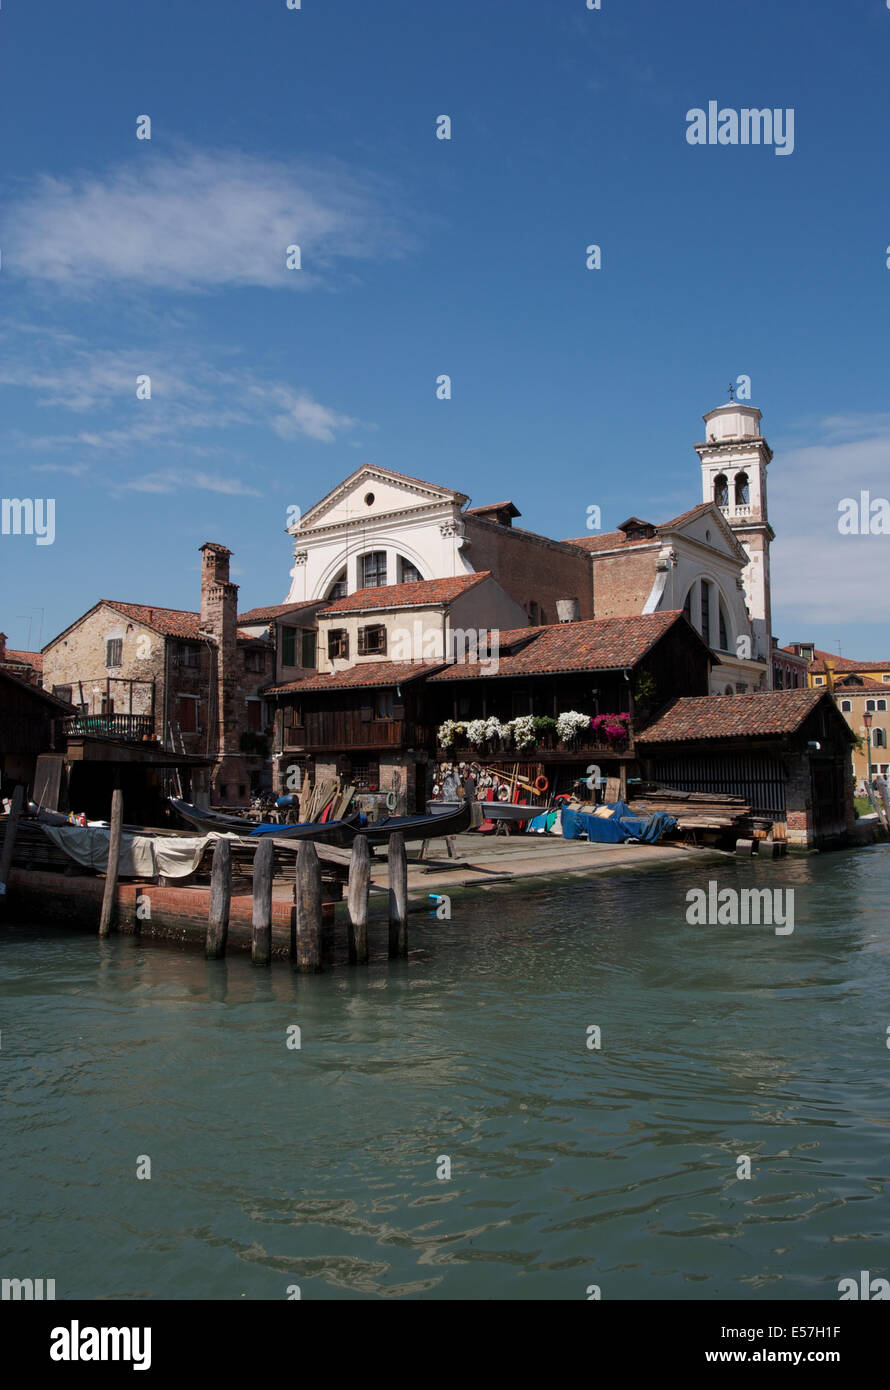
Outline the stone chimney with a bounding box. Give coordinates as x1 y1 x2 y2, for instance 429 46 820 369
0 633 6 661
199 543 247 803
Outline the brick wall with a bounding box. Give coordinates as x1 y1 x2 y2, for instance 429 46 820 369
589 549 657 618
462 517 594 622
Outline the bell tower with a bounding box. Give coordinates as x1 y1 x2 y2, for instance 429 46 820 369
694 397 775 673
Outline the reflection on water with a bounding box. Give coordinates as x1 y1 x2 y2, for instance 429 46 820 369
1 845 888 1300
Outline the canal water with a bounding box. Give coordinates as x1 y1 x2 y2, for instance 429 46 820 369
1 845 888 1301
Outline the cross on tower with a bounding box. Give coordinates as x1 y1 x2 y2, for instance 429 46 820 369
727 382 736 402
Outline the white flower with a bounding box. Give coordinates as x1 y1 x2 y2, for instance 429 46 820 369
466 719 488 745
511 715 535 748
556 710 591 741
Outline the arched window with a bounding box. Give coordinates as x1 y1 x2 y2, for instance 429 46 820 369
714 473 728 507
683 586 693 622
724 684 734 696
734 472 749 505
700 580 711 643
840 699 851 712
399 557 422 583
718 603 729 652
327 568 347 601
873 728 887 749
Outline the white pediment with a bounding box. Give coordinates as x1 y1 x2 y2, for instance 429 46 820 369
297 466 467 533
663 504 748 565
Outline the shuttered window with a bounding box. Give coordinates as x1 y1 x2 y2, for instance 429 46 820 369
105 638 123 668
358 625 386 655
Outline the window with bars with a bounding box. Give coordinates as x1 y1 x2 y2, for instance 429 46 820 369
399 557 421 583
358 624 387 655
243 647 265 673
171 643 200 668
360 551 387 587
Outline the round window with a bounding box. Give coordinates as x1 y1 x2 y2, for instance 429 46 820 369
364 492 375 506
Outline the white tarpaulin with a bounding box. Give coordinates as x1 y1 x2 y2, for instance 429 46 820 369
40 826 241 879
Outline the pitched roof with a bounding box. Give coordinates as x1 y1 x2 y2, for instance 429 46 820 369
564 502 737 555
2 648 43 671
637 689 828 743
268 660 443 694
808 648 890 674
319 572 489 615
0 666 75 711
46 601 269 647
427 611 707 681
832 673 886 691
238 601 324 625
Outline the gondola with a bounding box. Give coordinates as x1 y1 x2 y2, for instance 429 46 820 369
168 798 260 834
358 798 475 845
249 812 362 846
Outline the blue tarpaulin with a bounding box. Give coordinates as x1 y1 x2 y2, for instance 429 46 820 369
561 802 677 844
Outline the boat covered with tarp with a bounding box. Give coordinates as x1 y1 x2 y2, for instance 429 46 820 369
560 802 677 844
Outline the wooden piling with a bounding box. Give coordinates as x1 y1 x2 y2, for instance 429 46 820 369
205 836 232 959
98 789 124 937
295 840 322 972
347 833 370 964
0 783 25 911
388 830 408 958
251 838 274 965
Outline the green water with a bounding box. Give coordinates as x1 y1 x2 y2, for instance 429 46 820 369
1 846 888 1300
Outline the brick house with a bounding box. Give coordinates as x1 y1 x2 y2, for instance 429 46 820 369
0 634 44 687
42 543 274 805
636 689 855 846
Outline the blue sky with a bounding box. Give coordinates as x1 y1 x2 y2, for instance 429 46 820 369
2 0 889 659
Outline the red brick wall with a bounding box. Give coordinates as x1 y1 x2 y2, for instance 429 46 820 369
462 518 594 622
589 550 657 617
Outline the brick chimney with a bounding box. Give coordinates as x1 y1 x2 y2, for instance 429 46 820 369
0 633 6 661
199 543 247 803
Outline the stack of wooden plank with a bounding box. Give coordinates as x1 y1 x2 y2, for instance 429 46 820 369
628 786 751 833
296 778 355 823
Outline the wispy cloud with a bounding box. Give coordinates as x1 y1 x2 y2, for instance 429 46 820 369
121 470 260 497
771 416 890 632
3 146 414 293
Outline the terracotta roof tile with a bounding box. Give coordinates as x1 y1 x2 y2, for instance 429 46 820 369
238 601 324 625
268 660 443 694
428 611 702 681
808 648 890 674
97 602 268 645
319 573 489 615
2 648 43 671
637 689 827 743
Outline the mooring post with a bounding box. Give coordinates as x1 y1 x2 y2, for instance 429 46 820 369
205 836 232 959
98 788 124 938
347 833 370 964
251 838 274 965
388 830 408 958
0 783 25 911
295 840 322 972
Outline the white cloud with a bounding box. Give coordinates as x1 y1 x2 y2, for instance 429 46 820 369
121 470 260 497
4 147 413 293
770 420 890 628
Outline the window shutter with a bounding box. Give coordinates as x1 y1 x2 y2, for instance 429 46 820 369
358 627 367 655
377 627 387 656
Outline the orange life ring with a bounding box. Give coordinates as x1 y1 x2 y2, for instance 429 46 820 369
534 776 549 793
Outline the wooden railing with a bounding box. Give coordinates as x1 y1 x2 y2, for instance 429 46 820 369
285 716 431 751
60 714 155 743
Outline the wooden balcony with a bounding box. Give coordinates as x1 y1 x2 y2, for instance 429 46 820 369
285 714 432 752
60 714 155 743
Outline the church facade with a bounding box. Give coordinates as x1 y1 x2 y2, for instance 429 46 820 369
278 397 775 695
